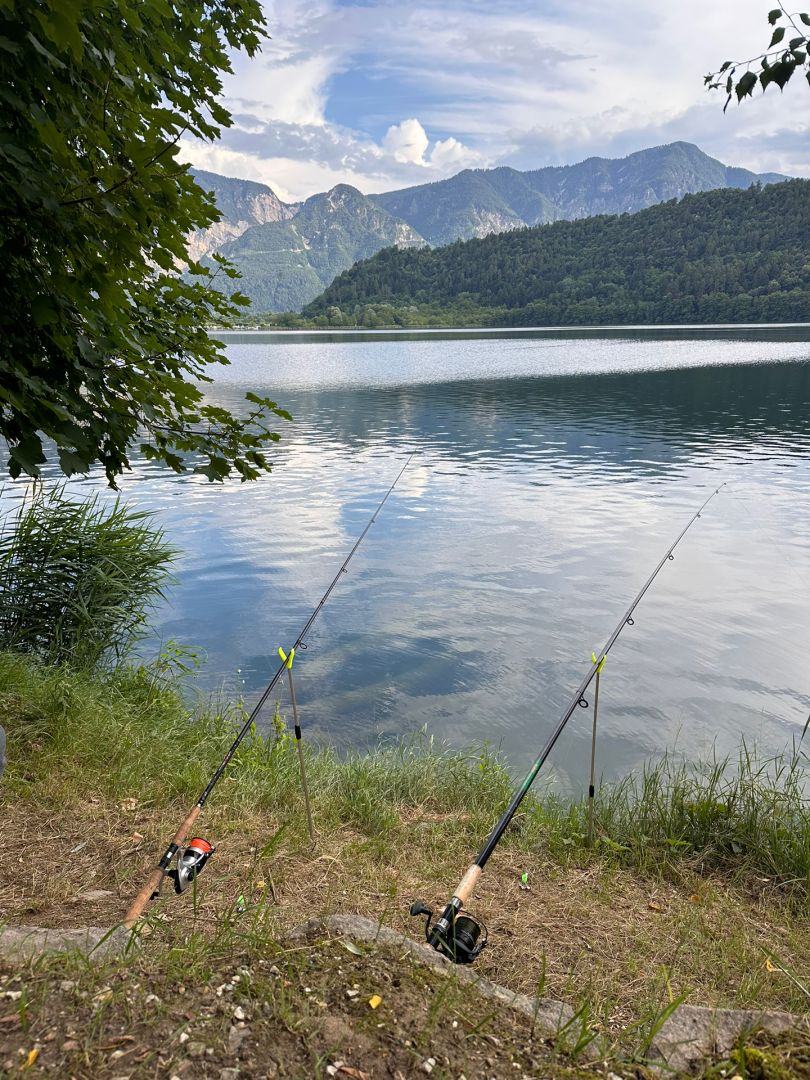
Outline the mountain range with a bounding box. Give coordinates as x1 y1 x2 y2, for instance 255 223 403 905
191 142 787 312
188 169 298 262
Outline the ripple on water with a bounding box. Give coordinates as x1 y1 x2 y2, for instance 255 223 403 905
2 328 810 789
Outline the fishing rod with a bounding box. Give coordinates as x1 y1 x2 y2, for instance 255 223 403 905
124 454 414 928
410 482 726 964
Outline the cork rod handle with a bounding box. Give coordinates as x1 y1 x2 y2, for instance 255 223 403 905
123 804 201 928
453 864 482 907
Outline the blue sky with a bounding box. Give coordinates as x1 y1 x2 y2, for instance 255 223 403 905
184 0 810 202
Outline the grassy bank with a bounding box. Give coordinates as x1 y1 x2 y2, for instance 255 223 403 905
1 651 809 1075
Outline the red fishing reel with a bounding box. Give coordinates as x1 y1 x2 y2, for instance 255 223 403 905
168 838 216 894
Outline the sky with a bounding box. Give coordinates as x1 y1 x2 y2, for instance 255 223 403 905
183 0 810 203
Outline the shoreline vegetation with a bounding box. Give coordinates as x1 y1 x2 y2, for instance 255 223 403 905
212 314 810 332
1 649 809 1075
1 491 808 1076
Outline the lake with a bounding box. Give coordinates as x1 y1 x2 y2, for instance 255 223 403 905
12 326 810 793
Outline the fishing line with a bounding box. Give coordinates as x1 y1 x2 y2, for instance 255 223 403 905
411 481 726 964
124 454 414 928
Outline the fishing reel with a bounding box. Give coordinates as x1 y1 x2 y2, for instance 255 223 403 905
410 900 488 964
168 838 216 894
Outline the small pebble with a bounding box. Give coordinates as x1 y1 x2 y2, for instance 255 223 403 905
422 1058 436 1075
233 1005 247 1021
227 1026 247 1054
179 1032 189 1044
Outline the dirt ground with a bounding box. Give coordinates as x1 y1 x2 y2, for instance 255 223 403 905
1 796 808 1025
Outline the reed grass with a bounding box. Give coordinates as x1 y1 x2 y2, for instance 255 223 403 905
0 486 175 668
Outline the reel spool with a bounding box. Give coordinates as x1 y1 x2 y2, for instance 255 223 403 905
169 838 215 894
410 900 487 964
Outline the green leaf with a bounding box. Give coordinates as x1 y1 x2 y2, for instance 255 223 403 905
768 8 783 23
801 13 810 26
770 25 786 46
735 70 758 99
769 58 796 88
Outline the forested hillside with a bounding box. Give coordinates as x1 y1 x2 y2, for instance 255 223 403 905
305 180 810 326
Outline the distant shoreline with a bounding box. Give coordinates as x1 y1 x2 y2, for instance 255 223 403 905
210 321 810 336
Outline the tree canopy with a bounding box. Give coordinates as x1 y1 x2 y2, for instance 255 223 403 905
707 4 810 108
0 0 290 486
304 180 810 327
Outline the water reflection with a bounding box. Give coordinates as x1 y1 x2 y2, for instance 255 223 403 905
4 330 810 792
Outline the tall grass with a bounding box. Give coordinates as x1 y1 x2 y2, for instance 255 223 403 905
0 487 175 667
591 739 810 888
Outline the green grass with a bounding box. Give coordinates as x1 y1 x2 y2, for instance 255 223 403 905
1 649 808 901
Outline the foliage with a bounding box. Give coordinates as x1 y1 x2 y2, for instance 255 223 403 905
0 0 291 486
0 487 175 667
706 4 810 107
584 741 810 895
304 180 810 327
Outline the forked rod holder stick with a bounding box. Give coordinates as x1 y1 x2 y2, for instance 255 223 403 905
286 660 315 843
586 655 604 848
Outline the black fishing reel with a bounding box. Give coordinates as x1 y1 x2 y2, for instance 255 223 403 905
410 900 488 964
168 837 216 894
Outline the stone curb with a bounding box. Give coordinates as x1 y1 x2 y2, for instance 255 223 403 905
0 923 131 962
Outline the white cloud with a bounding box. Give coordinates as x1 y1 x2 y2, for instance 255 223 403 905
182 0 810 200
383 118 430 165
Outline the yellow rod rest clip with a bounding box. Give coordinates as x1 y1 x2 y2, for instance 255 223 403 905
278 646 295 669
591 651 606 673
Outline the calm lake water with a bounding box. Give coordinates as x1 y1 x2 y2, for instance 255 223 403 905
12 327 810 793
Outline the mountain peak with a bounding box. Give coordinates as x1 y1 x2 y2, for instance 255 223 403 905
187 169 298 262
372 143 787 246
